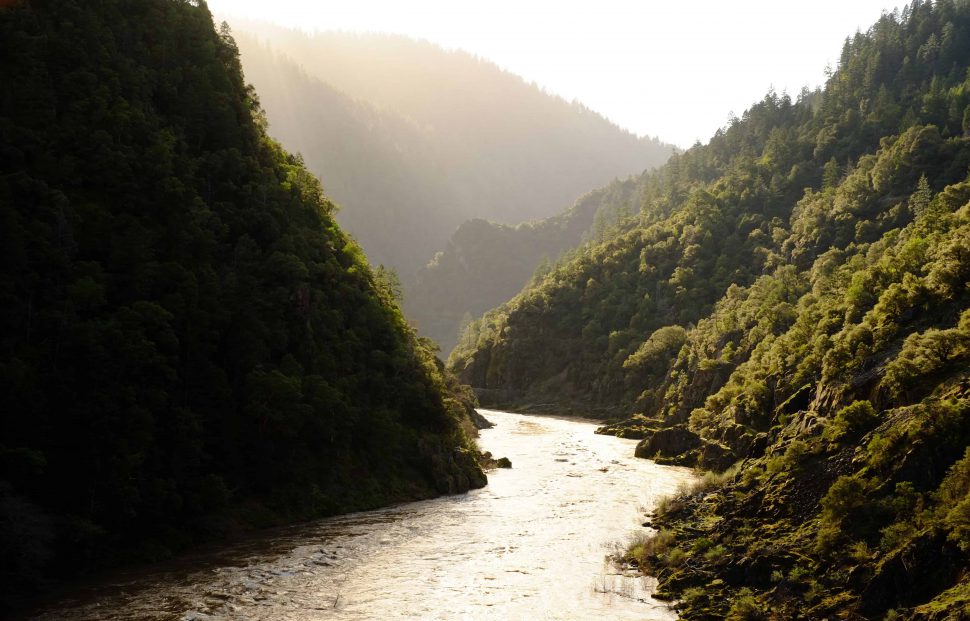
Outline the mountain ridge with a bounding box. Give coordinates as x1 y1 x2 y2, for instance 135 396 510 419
406 177 642 351
229 21 675 278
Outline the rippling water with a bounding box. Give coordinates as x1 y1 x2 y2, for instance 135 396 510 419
30 410 695 620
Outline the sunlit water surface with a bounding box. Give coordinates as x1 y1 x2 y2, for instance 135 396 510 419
31 410 695 620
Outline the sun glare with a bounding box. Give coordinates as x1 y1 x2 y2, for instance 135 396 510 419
207 0 898 147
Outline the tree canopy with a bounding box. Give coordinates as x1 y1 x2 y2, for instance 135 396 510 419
0 0 483 607
450 1 970 616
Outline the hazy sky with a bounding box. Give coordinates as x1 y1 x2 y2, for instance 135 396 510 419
208 0 900 148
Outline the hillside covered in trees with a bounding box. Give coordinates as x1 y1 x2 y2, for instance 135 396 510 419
0 0 485 608
229 23 675 278
450 1 970 617
406 178 641 351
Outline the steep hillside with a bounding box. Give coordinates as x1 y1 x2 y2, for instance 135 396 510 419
231 24 675 277
451 1 970 616
451 2 970 415
406 178 640 352
231 33 457 272
631 161 970 620
0 0 483 606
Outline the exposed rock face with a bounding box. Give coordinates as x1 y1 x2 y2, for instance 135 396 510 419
631 425 736 470
647 364 735 425
634 426 702 460
478 451 513 470
595 417 659 439
697 441 735 471
469 410 495 430
859 533 964 617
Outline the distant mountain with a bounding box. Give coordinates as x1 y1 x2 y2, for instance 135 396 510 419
405 178 641 352
230 23 675 278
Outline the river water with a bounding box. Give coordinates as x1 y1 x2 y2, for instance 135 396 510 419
29 410 695 621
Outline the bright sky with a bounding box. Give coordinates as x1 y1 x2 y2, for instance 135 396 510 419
208 0 900 148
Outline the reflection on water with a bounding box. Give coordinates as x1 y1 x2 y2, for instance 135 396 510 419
30 410 695 620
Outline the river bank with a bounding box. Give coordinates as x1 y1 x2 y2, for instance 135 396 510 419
25 410 694 620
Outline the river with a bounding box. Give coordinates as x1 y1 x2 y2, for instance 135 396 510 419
29 410 695 621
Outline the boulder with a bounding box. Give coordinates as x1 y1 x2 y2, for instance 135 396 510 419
469 409 495 430
635 426 703 459
698 441 735 471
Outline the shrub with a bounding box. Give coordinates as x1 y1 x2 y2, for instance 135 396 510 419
654 494 684 516
688 464 741 495
944 496 970 552
740 464 764 487
882 326 967 397
821 476 869 524
766 440 810 474
692 537 715 554
937 447 970 551
937 447 970 507
623 325 688 373
880 520 917 551
626 529 677 566
703 544 729 564
816 523 842 554
818 475 870 552
788 565 811 582
665 547 688 567
848 540 873 563
866 434 895 469
726 588 767 621
823 400 878 444
681 587 707 607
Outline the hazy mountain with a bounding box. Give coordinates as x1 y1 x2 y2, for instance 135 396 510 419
449 1 970 616
230 23 675 277
405 178 641 352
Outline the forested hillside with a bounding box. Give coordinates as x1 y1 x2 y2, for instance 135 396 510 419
229 32 455 273
451 1 970 616
231 24 675 277
406 178 640 351
0 0 483 607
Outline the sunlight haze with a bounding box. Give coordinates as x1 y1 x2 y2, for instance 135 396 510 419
209 0 900 147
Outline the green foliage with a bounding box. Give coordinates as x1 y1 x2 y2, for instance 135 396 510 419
411 182 641 352
448 12 970 616
938 447 970 552
625 528 677 568
623 326 688 372
822 476 869 523
666 546 688 567
824 400 879 444
450 0 970 424
0 0 484 604
766 440 811 474
882 311 970 398
817 475 872 553
944 498 970 552
702 543 729 564
880 519 918 552
726 588 767 621
592 9 970 616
